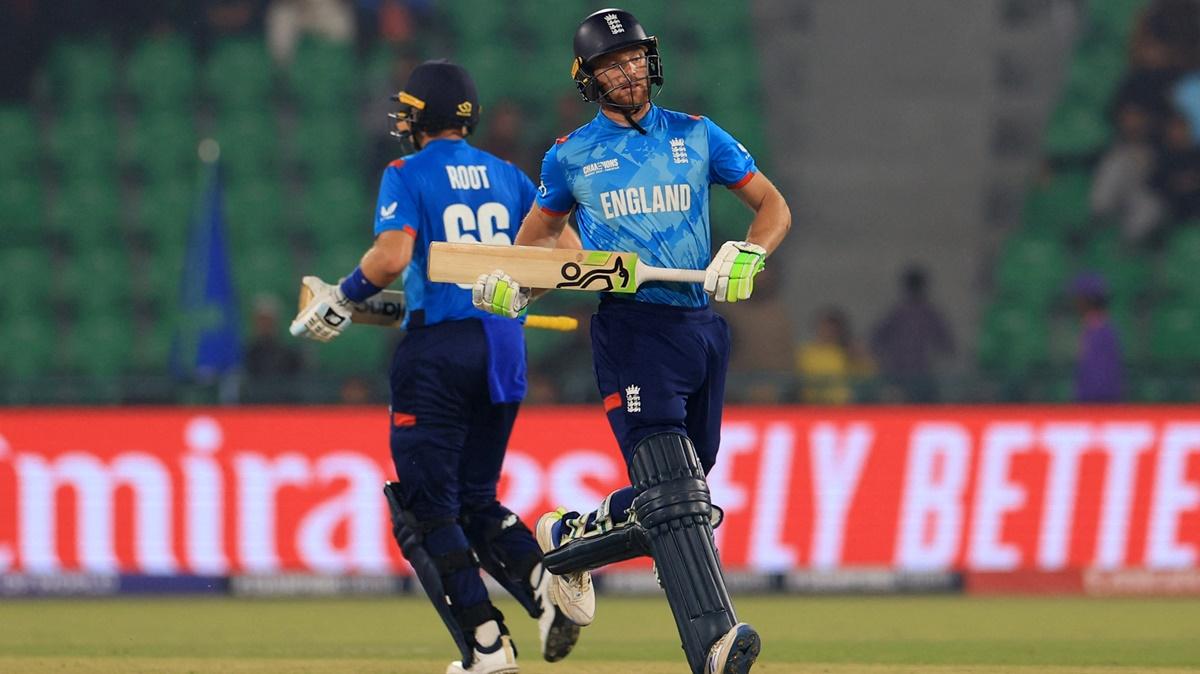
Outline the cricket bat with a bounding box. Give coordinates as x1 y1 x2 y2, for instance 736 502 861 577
428 242 707 293
295 278 578 331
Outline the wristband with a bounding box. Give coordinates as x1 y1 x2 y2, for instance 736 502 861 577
339 267 384 303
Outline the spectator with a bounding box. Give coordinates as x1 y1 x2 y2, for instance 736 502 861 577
1151 112 1200 223
870 265 955 402
1091 100 1164 242
1069 273 1123 403
795 306 872 405
244 294 303 379
265 0 355 66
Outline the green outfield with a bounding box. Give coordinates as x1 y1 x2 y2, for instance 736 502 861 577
1 595 1198 673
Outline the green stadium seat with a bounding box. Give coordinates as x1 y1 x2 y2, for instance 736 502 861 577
214 111 279 182
143 248 186 309
0 178 45 246
1079 236 1150 305
978 303 1051 373
1149 301 1200 367
299 176 372 248
224 179 287 249
137 181 195 249
1022 170 1093 237
314 244 365 283
49 179 123 249
0 318 56 380
127 113 198 179
0 247 53 313
293 112 363 176
445 2 509 43
994 234 1069 308
1043 102 1112 158
1159 226 1200 299
1085 0 1148 42
48 111 119 180
126 33 197 111
205 38 274 111
134 318 177 374
287 39 356 110
57 248 133 315
48 39 117 107
0 106 39 177
62 314 135 378
233 245 297 308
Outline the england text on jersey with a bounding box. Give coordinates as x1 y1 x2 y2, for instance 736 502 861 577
599 183 692 219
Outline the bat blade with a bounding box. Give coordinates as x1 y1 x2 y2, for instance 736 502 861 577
428 243 641 293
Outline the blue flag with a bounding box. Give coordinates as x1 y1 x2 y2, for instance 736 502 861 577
172 160 241 380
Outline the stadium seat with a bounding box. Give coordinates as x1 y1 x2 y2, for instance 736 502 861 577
1022 170 1093 237
62 314 135 378
287 39 356 110
1158 226 1200 299
1079 236 1150 305
0 106 39 177
142 248 186 309
127 113 198 179
205 38 275 111
126 33 197 111
1148 301 1200 367
1043 102 1112 158
1059 45 1126 108
978 302 1051 373
233 245 297 308
224 179 287 249
1084 0 1147 42
57 248 133 315
994 234 1069 308
48 111 119 180
0 318 56 380
48 39 117 107
137 181 195 249
293 112 362 176
49 179 123 249
214 111 279 182
299 176 371 248
314 244 365 281
0 178 44 246
0 247 53 313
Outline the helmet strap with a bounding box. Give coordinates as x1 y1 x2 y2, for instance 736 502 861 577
623 110 648 135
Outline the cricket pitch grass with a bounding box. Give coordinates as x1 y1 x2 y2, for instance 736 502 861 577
2 595 1198 673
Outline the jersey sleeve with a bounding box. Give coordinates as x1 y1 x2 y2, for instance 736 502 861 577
373 161 420 238
704 117 758 189
534 143 576 216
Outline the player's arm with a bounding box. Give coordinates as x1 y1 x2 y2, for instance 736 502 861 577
359 230 415 287
515 205 571 249
730 171 791 255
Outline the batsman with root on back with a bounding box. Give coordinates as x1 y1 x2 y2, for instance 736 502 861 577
290 60 585 674
472 8 791 674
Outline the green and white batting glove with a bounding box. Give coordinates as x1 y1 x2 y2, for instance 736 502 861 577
472 269 530 318
705 241 767 303
290 276 354 342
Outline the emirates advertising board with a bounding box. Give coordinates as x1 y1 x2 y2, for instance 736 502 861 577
0 407 1197 577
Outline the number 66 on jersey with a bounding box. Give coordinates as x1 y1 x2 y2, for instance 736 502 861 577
428 241 706 293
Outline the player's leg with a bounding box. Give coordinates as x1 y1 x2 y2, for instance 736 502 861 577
458 400 581 662
386 330 516 673
683 311 760 674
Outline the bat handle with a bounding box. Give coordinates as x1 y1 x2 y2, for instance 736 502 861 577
644 268 708 284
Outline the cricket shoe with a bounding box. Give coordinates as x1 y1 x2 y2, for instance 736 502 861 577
704 622 761 674
446 621 519 674
535 508 596 626
532 562 581 662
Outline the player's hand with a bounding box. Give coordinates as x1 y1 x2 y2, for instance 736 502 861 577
705 241 767 303
290 276 354 342
472 270 530 318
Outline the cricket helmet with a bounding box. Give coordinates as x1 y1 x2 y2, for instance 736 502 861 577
389 59 480 147
571 8 663 108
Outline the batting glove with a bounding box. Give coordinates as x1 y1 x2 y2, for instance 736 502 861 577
290 276 354 342
705 241 767 302
473 270 530 319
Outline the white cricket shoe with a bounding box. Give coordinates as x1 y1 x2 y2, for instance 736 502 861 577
535 508 596 626
532 562 581 662
704 622 761 674
446 621 518 674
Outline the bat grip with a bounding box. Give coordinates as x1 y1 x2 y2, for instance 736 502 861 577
649 269 708 284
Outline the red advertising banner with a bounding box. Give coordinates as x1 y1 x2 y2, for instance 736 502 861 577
0 407 1198 575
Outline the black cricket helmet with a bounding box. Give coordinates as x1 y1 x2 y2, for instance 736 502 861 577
571 8 663 108
389 59 480 148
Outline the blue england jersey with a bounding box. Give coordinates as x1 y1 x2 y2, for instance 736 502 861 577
536 105 757 308
374 138 538 329
374 138 537 404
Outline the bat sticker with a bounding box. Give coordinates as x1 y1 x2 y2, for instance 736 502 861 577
556 256 632 291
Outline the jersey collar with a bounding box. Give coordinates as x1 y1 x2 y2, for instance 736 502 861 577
592 104 661 132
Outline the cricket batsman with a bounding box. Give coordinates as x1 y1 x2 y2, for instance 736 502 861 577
291 59 584 674
472 9 791 674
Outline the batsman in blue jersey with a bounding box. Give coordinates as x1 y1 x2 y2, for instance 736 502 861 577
473 9 791 674
290 60 583 674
